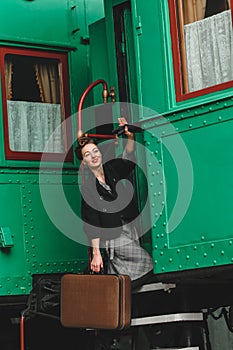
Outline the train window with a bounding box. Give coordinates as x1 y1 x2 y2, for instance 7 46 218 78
169 0 233 100
0 48 71 161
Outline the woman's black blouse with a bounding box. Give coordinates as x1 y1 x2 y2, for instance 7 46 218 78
81 155 139 241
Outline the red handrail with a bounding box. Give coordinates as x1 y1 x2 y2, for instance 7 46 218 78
77 79 109 138
85 133 115 139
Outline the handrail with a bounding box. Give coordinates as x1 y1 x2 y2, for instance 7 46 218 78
77 79 113 139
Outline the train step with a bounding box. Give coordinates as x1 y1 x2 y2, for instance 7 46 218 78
150 347 199 350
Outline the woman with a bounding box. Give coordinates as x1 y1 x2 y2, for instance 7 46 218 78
76 118 153 288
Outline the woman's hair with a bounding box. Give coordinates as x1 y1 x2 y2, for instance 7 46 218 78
75 136 97 160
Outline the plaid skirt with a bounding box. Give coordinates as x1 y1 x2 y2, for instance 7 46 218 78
106 221 153 282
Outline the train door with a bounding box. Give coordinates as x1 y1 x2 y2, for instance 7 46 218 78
90 1 152 254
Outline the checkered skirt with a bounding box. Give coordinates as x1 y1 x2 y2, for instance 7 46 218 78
106 222 153 281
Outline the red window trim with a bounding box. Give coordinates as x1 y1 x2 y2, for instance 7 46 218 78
0 46 73 162
168 0 233 102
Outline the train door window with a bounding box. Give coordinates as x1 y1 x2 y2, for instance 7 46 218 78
1 48 71 161
169 0 233 100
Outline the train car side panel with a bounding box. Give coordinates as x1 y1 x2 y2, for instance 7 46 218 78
145 103 233 275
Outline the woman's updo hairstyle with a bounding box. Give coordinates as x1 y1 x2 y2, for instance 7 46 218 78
75 136 97 161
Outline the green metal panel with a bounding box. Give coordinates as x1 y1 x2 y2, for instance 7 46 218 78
131 0 168 114
0 0 103 47
85 0 105 29
167 123 233 246
25 182 87 274
0 171 87 295
145 105 233 274
0 184 29 295
89 18 110 106
69 0 105 121
0 0 70 46
0 184 26 273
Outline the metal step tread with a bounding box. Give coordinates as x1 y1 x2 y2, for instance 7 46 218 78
150 347 199 350
133 282 176 294
131 312 203 326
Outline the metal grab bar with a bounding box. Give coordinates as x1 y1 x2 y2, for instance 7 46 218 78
77 79 115 139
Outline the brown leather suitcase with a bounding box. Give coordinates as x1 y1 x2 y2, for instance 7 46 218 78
60 274 131 330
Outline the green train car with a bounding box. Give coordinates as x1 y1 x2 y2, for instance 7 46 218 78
0 0 233 349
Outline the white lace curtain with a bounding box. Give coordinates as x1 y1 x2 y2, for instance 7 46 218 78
5 59 64 153
7 100 64 153
184 9 233 92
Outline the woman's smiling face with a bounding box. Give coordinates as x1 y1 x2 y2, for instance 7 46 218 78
81 143 102 170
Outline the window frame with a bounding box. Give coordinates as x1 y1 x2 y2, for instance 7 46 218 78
168 0 233 101
0 46 72 162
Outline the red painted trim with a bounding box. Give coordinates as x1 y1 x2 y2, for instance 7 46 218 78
230 0 233 25
168 0 233 102
168 0 183 99
0 47 73 162
178 80 233 101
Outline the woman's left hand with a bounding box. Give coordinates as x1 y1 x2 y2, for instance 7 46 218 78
118 117 134 139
